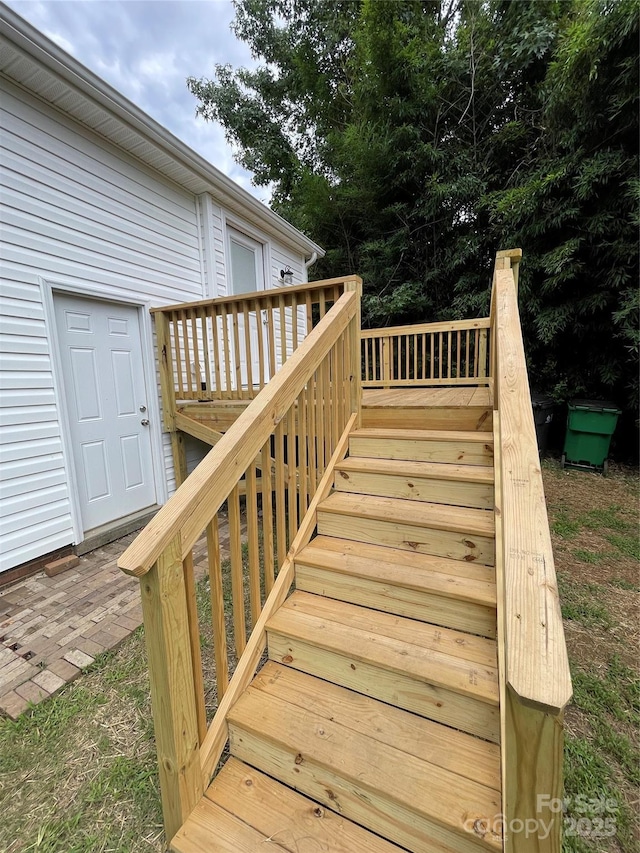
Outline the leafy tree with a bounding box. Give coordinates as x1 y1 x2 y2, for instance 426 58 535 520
188 0 639 412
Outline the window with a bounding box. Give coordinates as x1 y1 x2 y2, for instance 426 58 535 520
228 227 265 295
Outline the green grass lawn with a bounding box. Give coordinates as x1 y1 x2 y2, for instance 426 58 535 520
0 462 638 852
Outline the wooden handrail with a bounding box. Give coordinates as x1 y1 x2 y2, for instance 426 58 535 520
492 251 570 853
150 276 359 313
118 290 358 578
361 317 490 338
494 266 571 714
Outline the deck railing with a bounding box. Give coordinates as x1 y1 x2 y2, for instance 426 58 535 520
491 250 571 853
118 280 361 842
361 318 490 387
152 277 351 407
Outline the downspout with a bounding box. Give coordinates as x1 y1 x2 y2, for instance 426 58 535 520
304 251 318 276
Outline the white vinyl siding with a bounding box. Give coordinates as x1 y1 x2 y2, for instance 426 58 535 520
0 78 204 572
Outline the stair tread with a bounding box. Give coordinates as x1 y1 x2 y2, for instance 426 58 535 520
228 670 502 852
337 456 495 483
171 757 406 852
295 536 497 606
352 427 494 443
319 492 495 537
268 591 499 704
255 662 501 790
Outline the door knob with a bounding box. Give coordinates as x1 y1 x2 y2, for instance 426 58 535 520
141 419 149 426
139 405 147 412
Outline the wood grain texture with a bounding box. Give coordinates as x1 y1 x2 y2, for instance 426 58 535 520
494 267 571 714
199 758 407 853
228 683 502 851
197 414 356 787
139 536 202 842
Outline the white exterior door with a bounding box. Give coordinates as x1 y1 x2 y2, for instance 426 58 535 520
228 228 267 388
54 294 156 533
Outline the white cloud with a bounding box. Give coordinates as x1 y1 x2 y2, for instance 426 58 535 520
5 0 264 199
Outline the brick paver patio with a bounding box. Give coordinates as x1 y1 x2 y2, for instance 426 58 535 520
0 519 233 720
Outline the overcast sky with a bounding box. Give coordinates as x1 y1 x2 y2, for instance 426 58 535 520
5 0 265 199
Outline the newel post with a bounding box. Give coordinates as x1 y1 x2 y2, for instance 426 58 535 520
344 277 363 426
155 310 187 486
140 534 203 842
504 689 565 853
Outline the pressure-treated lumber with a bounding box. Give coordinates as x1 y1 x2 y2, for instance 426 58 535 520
118 291 357 577
174 757 408 853
350 428 494 465
494 268 571 714
254 663 501 789
335 456 494 508
197 414 357 786
294 535 497 637
317 492 495 565
228 674 502 852
139 536 202 842
267 591 499 740
362 404 493 431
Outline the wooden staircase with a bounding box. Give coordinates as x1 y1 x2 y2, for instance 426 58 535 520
172 425 503 852
119 257 571 853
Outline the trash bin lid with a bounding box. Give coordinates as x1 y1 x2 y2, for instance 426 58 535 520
531 393 554 409
569 399 621 413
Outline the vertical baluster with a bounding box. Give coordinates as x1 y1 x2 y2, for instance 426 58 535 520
221 307 232 394
305 291 313 335
364 337 370 382
474 327 480 377
321 350 332 471
172 313 185 398
298 385 309 520
422 333 427 380
456 331 461 380
181 313 194 396
206 516 229 701
413 334 418 381
182 552 207 743
245 463 261 626
286 405 297 547
242 302 254 397
307 369 318 496
210 310 222 397
228 484 245 657
279 293 287 367
316 360 326 474
275 420 287 568
465 329 471 378
266 298 276 381
231 303 243 398
330 343 339 450
261 441 275 594
404 335 409 381
319 289 326 322
437 332 442 379
430 333 435 379
447 331 452 379
190 313 201 395
336 332 345 433
292 294 299 352
199 308 211 396
254 298 265 389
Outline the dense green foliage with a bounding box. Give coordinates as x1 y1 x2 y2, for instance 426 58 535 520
188 0 639 409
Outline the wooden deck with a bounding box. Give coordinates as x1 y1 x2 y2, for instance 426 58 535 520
175 386 494 447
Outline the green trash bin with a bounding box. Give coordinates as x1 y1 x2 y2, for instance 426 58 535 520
562 399 621 474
